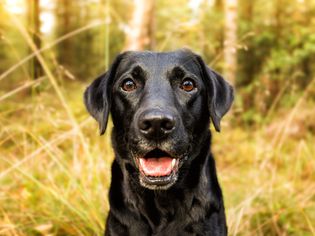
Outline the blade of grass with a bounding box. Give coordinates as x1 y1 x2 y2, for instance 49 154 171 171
272 76 315 150
0 5 125 82
0 119 105 229
1 156 99 232
1 35 31 81
105 0 110 69
0 77 46 102
5 168 88 226
7 12 91 160
301 209 315 235
0 20 106 82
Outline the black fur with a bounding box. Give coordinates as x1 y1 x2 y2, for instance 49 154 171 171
84 49 234 236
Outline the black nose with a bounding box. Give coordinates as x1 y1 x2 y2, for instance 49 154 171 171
138 110 176 139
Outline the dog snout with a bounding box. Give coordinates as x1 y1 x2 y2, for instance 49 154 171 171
138 110 176 139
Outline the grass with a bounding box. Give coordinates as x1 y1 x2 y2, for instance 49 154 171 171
0 84 114 235
1 9 315 236
1 80 314 236
215 126 315 236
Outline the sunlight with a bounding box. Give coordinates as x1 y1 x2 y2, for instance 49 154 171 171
40 0 55 9
188 0 203 11
4 0 56 35
188 0 215 11
4 0 25 14
39 0 56 34
40 1 55 35
40 12 55 34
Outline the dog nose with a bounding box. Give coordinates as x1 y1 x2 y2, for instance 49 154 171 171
138 111 176 139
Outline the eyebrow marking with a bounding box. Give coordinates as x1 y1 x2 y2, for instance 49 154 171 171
131 65 143 77
171 66 185 78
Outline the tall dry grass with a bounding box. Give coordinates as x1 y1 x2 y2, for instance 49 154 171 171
0 9 315 236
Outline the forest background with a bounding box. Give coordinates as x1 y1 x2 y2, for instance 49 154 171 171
0 0 315 235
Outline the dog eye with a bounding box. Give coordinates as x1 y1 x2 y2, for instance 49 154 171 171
180 79 195 92
121 78 137 92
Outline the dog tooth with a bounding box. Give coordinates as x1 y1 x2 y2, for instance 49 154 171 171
171 159 176 168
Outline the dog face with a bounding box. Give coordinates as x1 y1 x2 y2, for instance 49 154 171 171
84 49 233 190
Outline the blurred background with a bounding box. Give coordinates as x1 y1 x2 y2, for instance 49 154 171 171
0 0 315 235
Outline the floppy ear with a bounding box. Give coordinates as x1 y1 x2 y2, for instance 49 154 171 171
196 56 234 132
84 53 126 135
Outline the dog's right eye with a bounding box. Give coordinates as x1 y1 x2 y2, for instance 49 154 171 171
121 78 137 92
180 78 196 92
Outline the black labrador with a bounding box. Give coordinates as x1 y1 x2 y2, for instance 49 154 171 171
84 49 234 236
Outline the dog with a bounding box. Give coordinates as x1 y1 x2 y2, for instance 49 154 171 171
84 49 234 236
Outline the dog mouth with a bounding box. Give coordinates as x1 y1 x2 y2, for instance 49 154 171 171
137 148 179 189
139 149 178 177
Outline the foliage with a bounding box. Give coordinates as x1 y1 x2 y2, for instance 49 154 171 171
237 0 315 121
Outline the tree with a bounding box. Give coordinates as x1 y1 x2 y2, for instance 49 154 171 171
223 0 238 85
124 0 155 50
56 0 72 68
28 0 43 79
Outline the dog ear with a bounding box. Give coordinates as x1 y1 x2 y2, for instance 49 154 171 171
196 56 234 132
84 53 126 135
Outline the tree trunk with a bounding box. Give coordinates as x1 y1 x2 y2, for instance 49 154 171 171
124 0 155 51
59 0 72 67
28 0 43 79
223 0 238 85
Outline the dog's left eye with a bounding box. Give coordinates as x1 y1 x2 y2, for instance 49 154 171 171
121 78 137 92
180 79 196 92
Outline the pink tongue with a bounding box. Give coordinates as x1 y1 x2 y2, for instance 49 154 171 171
139 157 173 176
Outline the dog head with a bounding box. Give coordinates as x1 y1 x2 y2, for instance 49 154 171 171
84 49 233 190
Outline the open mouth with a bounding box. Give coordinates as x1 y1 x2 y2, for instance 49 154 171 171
137 148 179 189
139 149 178 177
